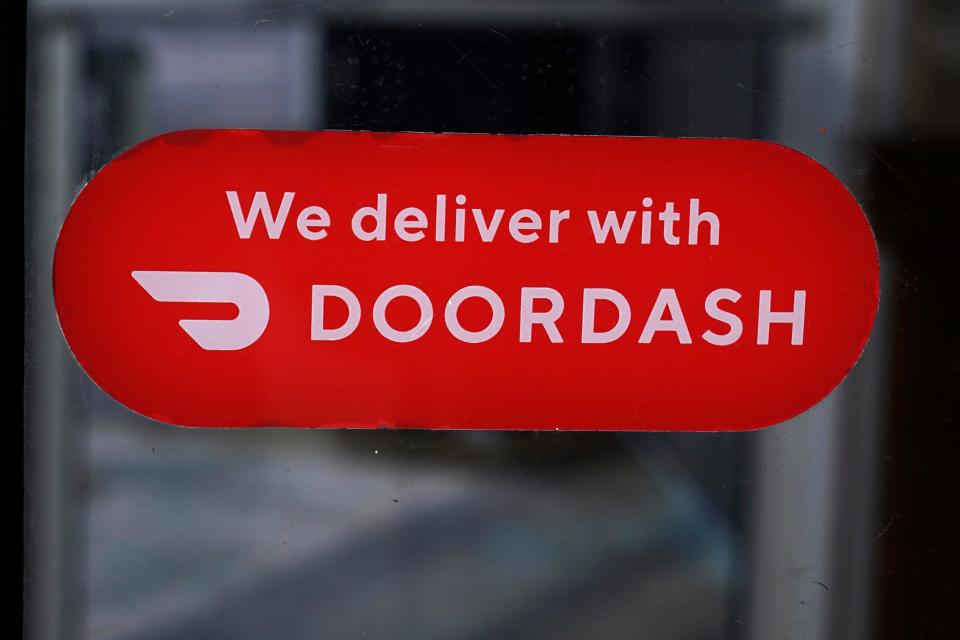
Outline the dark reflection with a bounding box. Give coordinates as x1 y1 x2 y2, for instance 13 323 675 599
83 405 745 640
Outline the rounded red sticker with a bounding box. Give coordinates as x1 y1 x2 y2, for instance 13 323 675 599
53 130 879 430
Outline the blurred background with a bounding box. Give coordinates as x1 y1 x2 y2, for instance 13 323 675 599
24 0 958 639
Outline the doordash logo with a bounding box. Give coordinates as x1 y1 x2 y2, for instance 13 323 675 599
54 130 879 430
131 271 269 351
135 268 808 351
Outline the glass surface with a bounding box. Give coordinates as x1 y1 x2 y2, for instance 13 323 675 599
24 1 959 639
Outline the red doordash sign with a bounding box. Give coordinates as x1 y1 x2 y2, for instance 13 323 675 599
53 130 879 430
